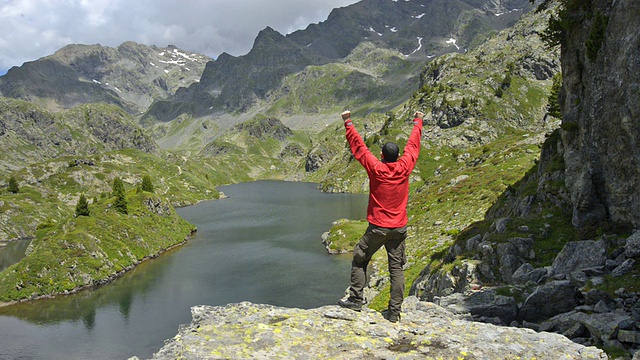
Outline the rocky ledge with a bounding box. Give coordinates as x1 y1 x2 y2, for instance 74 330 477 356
141 297 605 359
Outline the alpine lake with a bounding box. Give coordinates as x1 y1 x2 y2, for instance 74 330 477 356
0 181 368 360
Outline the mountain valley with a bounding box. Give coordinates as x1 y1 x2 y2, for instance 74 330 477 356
1 0 639 358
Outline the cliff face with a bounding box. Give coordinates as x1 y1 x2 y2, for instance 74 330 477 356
560 0 640 228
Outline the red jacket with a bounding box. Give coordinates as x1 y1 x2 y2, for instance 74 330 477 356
344 117 422 228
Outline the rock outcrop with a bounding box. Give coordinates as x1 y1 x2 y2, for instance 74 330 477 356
559 0 640 228
145 298 605 360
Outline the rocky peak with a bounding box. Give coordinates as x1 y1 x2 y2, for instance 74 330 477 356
0 42 210 114
145 0 534 123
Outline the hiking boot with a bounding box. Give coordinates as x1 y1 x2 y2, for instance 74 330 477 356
338 297 363 312
384 311 401 323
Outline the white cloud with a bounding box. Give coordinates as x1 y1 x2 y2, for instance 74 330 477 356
0 0 359 72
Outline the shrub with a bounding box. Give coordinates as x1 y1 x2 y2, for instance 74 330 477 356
112 177 128 214
140 175 154 193
8 176 19 194
75 194 90 217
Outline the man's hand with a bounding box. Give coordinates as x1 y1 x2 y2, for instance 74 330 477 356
414 111 425 120
342 110 351 121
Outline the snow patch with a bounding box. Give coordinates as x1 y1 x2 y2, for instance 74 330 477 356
413 13 425 19
92 79 101 85
366 26 383 36
446 38 460 50
404 37 423 57
495 8 521 17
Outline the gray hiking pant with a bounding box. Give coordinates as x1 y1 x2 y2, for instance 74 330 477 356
349 224 407 315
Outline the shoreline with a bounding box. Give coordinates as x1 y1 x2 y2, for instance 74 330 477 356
0 229 196 309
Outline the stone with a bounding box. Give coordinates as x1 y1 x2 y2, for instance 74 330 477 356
149 301 606 360
493 218 511 233
626 232 640 258
512 263 548 285
519 280 582 322
465 234 482 252
618 330 640 344
582 311 634 345
583 289 614 306
560 0 640 228
612 259 636 277
551 240 607 277
438 288 518 325
593 300 612 313
539 311 590 334
563 323 588 339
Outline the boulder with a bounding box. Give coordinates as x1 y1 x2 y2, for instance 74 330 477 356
582 310 635 345
626 232 640 258
512 263 549 285
551 240 607 277
519 280 583 322
437 288 518 325
612 259 636 277
496 237 535 282
618 330 640 345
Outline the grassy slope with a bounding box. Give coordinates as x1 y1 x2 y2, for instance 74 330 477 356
313 8 561 310
0 190 195 302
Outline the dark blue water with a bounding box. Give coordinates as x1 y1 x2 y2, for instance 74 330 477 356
0 181 367 360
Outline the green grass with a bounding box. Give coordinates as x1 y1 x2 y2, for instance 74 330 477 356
0 190 195 302
324 219 367 252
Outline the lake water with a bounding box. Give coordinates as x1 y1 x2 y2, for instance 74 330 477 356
0 181 367 360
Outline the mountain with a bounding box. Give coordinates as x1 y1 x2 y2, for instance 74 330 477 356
0 42 210 114
0 99 159 173
1 0 639 357
143 0 533 124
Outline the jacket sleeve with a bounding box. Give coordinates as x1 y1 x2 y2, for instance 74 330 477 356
399 118 422 167
344 119 379 170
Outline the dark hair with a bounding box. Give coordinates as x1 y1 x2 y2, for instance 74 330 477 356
382 142 399 162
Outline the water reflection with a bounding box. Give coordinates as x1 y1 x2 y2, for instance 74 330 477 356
0 239 31 272
0 246 176 327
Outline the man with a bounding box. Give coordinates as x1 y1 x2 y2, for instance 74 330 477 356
338 110 423 323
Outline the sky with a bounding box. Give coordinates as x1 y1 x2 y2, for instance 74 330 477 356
0 0 360 74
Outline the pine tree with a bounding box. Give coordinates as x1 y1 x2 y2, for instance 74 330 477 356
140 175 154 193
75 194 90 217
112 177 128 214
548 72 562 118
8 176 19 194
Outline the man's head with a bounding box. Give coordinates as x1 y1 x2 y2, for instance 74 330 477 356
381 142 399 162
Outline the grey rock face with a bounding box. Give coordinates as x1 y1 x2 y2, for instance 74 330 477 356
560 0 640 228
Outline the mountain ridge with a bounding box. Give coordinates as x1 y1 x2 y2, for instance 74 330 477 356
0 42 210 114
